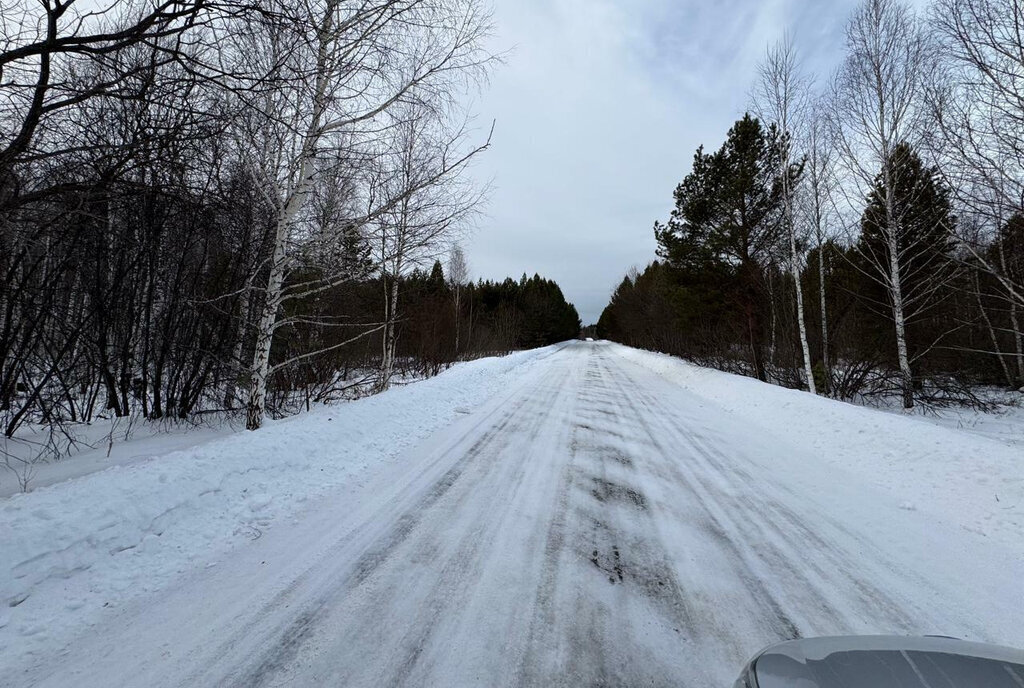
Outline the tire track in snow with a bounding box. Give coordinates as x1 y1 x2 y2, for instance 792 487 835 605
607 350 988 647
517 347 709 687
245 358 579 687
364 362 577 687
163 365 561 688
604 356 852 639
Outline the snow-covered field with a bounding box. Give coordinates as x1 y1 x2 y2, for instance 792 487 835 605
2 341 1022 687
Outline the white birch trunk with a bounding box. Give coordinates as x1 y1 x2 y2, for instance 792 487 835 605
246 223 289 430
244 6 336 430
781 153 815 394
883 163 915 409
379 275 400 391
809 136 831 393
998 240 1024 385
790 226 817 394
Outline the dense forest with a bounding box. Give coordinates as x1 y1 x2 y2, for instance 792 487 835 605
600 0 1024 409
0 0 579 478
274 265 580 411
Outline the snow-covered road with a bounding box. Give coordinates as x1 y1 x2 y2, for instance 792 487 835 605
9 342 1024 686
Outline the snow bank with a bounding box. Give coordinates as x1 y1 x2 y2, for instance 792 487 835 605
1 422 237 499
612 343 1024 549
0 346 555 658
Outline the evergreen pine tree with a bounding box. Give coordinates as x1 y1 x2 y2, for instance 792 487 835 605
655 114 796 380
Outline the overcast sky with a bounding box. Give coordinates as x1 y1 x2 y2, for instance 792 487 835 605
460 0 916 324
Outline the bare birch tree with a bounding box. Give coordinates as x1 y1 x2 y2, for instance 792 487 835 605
448 244 470 355
832 0 932 409
928 0 1024 386
230 0 492 429
754 37 817 394
374 108 487 391
800 99 841 390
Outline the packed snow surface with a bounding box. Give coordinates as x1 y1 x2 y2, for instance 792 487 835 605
614 344 1024 548
2 341 1022 686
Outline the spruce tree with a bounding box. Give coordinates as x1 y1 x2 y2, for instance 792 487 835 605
859 142 957 379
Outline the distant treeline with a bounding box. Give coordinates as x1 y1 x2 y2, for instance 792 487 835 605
275 266 581 409
599 118 1022 407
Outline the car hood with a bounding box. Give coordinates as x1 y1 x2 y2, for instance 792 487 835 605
751 636 1024 688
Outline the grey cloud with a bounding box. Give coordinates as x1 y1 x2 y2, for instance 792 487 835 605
464 0 891 324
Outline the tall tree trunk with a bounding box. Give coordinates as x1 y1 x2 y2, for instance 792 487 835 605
1011 301 1024 387
817 235 830 392
379 275 400 392
974 270 1013 387
791 240 816 394
245 3 336 430
246 240 287 431
997 240 1024 385
883 163 914 409
783 174 815 394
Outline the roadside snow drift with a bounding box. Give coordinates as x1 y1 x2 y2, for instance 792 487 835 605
0 346 557 660
612 343 1024 549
